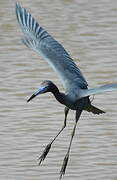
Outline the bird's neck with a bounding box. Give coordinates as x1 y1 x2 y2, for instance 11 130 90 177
51 86 65 105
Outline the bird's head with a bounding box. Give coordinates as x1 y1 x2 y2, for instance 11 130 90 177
27 80 57 102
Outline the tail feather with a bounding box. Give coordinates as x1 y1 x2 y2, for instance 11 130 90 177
86 105 105 115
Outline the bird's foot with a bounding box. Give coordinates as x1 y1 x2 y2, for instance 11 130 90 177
59 153 69 180
38 143 52 165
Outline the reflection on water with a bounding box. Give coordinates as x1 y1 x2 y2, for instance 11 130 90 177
0 0 117 180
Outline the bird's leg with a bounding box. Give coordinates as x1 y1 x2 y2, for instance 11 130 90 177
38 107 69 165
59 110 82 179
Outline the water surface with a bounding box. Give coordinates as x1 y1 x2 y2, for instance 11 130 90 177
0 0 117 179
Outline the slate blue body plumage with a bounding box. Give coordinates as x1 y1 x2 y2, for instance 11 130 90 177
16 4 117 179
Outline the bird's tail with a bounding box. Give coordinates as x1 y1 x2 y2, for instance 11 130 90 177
86 104 105 115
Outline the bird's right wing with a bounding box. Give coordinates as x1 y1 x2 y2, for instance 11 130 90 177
16 4 88 91
79 83 117 98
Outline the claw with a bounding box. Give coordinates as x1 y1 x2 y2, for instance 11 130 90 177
38 143 51 165
59 153 69 179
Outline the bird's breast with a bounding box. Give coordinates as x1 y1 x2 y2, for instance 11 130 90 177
64 93 90 110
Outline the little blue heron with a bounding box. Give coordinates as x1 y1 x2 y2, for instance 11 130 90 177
16 4 117 179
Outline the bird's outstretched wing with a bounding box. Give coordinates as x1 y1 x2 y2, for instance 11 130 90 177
79 83 117 98
16 4 88 91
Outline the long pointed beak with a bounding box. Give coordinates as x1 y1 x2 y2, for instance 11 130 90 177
27 94 36 102
27 86 47 103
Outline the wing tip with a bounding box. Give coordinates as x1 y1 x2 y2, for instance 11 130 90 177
15 2 23 26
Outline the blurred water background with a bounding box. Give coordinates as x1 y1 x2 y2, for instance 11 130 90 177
0 0 117 179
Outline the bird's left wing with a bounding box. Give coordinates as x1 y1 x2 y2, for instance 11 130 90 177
79 83 117 98
16 4 88 91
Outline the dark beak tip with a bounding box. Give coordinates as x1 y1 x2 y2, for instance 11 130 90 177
27 94 36 103
27 98 31 103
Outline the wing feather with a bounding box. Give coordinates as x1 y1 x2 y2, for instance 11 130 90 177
16 4 88 90
79 83 117 98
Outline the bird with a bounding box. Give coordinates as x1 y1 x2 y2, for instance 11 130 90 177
16 3 117 179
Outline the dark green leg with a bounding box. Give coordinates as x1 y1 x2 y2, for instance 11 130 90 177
38 107 69 165
59 110 82 179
